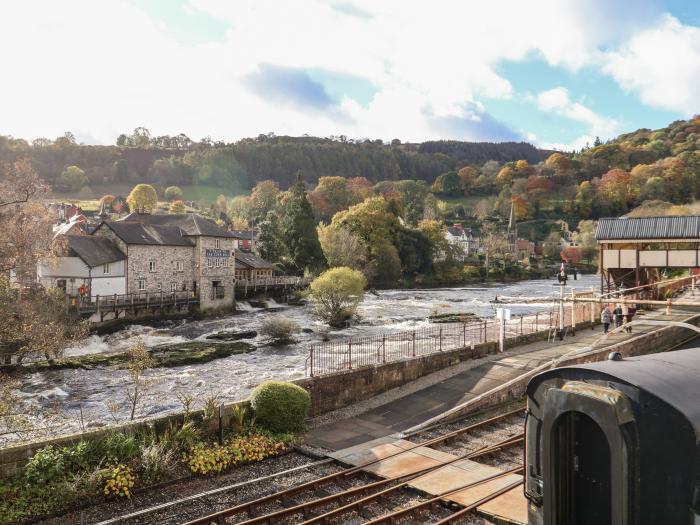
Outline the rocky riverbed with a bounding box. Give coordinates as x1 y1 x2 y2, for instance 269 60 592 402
10 276 598 442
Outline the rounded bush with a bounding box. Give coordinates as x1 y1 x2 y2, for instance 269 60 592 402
250 381 310 433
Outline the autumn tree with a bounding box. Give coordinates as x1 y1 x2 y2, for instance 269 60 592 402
544 152 572 176
164 185 183 201
332 197 401 246
169 200 185 214
317 224 368 271
124 340 155 420
248 180 279 224
310 267 367 326
126 183 158 213
597 169 633 212
457 166 479 194
572 220 598 263
496 166 515 188
310 176 353 221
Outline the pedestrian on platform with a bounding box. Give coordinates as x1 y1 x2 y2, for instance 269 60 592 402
621 302 630 332
601 305 612 334
627 303 636 332
613 304 623 328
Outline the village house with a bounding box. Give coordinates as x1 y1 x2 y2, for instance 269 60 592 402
37 235 126 298
92 213 237 310
445 224 480 258
234 249 274 281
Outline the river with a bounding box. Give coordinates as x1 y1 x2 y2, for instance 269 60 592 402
14 275 598 440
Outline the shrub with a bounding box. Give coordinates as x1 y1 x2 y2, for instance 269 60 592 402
100 432 139 464
310 267 367 327
102 464 135 498
25 446 66 484
139 441 177 484
250 381 310 433
164 185 183 201
183 434 287 476
260 317 301 345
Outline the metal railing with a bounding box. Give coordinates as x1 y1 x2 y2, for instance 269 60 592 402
306 301 596 377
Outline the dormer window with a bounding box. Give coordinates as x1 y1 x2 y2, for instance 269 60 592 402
215 239 221 249
149 260 156 272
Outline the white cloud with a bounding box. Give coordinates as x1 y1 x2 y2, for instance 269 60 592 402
535 87 618 149
603 15 700 115
0 0 687 144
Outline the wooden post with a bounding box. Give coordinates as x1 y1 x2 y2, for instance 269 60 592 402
309 345 314 377
412 331 416 357
463 323 466 347
570 290 576 335
439 327 443 351
382 336 386 363
96 295 101 315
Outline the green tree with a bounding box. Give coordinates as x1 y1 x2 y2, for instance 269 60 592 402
257 211 286 263
60 165 88 191
572 220 597 263
396 228 433 276
281 172 325 273
310 267 367 326
367 239 402 287
126 184 158 213
164 186 183 201
431 171 462 196
394 180 429 225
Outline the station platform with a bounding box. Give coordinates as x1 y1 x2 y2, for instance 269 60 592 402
306 305 700 451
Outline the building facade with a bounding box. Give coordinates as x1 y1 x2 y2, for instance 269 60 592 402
37 235 126 298
234 249 274 281
445 224 480 258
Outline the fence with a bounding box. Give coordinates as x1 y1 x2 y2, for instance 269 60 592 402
306 299 596 377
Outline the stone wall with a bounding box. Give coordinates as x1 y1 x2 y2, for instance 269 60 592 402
127 244 196 294
196 236 237 310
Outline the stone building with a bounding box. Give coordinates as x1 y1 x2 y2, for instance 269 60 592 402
93 212 237 310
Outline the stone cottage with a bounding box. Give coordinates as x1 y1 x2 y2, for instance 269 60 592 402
93 212 237 310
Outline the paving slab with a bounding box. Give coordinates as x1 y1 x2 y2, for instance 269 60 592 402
477 486 529 524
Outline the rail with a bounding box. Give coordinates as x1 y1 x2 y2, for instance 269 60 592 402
306 299 595 377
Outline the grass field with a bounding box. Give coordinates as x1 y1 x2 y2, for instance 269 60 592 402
50 184 245 205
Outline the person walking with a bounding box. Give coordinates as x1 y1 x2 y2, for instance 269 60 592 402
621 302 630 332
601 305 612 334
613 304 623 329
627 302 636 333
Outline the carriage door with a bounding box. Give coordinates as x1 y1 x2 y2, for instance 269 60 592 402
542 382 634 525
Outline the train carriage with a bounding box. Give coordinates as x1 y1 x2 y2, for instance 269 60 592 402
525 347 700 525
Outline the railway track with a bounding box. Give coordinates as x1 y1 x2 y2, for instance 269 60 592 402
181 404 525 525
82 403 524 525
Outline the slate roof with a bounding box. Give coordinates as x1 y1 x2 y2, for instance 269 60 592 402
100 221 195 247
120 213 235 238
596 216 700 240
234 249 274 269
230 230 255 240
67 236 126 267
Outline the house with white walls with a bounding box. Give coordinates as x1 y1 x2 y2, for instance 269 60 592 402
37 236 126 299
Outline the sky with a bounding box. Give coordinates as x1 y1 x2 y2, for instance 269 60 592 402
1 0 699 150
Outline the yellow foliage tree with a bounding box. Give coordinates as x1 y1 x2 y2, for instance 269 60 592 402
126 184 158 213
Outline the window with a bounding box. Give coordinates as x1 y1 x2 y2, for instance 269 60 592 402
207 258 213 268
149 260 156 272
103 263 111 274
170 282 177 292
175 261 184 272
215 239 221 249
157 283 162 291
137 279 145 291
212 280 224 299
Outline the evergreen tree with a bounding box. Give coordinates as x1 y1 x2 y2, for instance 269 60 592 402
257 211 286 263
281 172 326 273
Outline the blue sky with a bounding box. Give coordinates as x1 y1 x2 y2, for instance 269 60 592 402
1 0 699 149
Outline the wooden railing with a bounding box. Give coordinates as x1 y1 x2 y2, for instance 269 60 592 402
234 276 311 289
68 290 198 313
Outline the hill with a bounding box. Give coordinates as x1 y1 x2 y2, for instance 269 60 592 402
0 132 553 201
